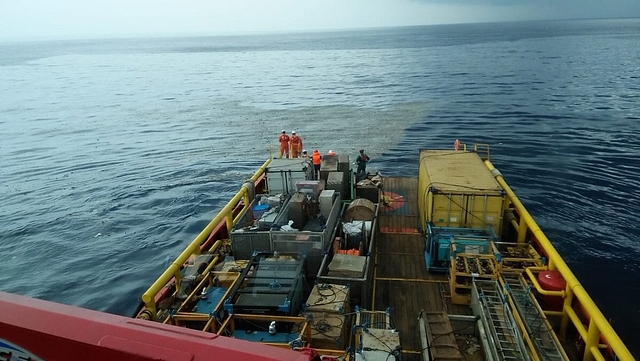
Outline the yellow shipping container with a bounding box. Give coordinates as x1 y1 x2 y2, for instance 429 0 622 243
418 150 505 233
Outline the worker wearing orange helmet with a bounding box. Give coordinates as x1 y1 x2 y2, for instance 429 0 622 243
278 130 290 158
290 131 303 158
312 149 322 180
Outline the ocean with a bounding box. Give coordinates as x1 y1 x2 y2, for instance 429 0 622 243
1 18 639 355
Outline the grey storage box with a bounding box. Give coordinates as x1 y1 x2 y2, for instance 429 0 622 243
320 156 338 182
288 192 309 230
326 171 346 197
272 192 342 278
319 190 337 218
317 202 380 307
266 158 312 194
230 199 272 260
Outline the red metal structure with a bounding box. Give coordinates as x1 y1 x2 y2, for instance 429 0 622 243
0 291 313 361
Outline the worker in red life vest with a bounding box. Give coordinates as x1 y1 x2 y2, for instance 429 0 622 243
290 131 303 158
278 130 290 158
356 149 370 175
312 149 322 180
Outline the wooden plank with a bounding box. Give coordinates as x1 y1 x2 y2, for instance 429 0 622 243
422 311 464 360
376 233 423 256
375 176 454 361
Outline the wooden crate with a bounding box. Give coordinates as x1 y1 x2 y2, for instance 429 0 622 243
304 283 350 314
449 253 497 305
304 311 350 350
491 242 543 273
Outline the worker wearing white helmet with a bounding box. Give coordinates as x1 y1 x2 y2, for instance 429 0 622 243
290 131 303 158
278 130 290 158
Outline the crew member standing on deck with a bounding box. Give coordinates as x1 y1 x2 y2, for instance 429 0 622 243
290 131 303 158
312 149 322 180
278 130 290 158
356 149 370 175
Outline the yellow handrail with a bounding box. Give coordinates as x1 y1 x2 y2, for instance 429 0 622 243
140 159 272 318
473 143 491 161
485 160 634 361
524 267 565 297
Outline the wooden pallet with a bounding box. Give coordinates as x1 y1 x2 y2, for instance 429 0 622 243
419 311 464 360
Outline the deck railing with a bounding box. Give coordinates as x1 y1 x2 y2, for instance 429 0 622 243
485 160 634 361
139 159 272 318
474 143 491 161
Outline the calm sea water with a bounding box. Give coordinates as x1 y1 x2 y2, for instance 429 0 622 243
1 19 639 355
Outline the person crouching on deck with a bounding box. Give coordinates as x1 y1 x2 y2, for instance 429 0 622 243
278 130 290 158
290 131 303 158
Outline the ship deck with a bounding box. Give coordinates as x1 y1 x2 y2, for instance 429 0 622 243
373 177 481 361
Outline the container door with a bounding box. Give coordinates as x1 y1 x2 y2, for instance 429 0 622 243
431 193 466 227
266 171 287 194
465 193 504 231
288 171 307 193
267 170 308 194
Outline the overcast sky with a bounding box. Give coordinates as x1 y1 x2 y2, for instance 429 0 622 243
1 0 639 41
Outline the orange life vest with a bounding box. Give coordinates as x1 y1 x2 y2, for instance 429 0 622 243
312 152 321 165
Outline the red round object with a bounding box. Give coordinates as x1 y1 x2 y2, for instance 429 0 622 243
538 270 566 311
538 270 567 291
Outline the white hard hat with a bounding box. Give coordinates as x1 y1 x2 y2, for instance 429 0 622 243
292 131 296 134
282 130 286 133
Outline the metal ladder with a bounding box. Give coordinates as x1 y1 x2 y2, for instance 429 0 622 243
474 280 531 361
501 275 567 361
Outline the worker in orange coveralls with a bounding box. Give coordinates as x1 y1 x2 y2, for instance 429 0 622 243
278 130 290 158
290 131 303 158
